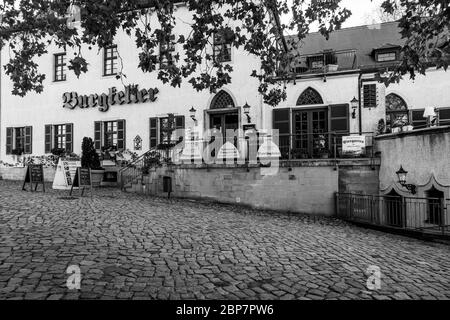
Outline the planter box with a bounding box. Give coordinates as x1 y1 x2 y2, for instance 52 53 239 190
326 64 339 72
0 166 56 182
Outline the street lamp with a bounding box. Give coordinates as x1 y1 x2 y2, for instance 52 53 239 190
243 102 251 123
350 97 359 119
189 107 197 124
396 165 416 194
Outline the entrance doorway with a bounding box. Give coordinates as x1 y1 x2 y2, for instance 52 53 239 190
385 189 405 227
209 112 239 144
292 108 328 158
426 187 444 225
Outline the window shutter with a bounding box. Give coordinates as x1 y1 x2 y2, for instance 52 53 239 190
363 84 377 108
45 125 52 154
24 126 33 154
65 123 74 153
175 115 185 146
411 110 427 129
117 120 126 151
94 121 102 151
273 109 291 158
150 117 158 148
329 104 350 156
6 127 13 155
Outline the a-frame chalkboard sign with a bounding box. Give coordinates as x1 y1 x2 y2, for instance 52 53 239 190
70 167 93 197
22 164 45 192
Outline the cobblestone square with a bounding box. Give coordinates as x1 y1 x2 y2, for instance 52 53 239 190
0 181 449 300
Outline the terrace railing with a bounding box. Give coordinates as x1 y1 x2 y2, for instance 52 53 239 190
336 193 450 236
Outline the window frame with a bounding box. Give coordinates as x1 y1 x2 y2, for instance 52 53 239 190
104 121 119 149
159 34 176 69
14 127 25 151
213 32 232 64
103 45 118 76
375 50 398 62
54 53 67 82
54 124 67 149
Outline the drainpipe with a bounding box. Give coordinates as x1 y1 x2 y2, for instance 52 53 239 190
358 73 362 135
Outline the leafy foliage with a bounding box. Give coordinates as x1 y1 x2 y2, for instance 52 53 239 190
0 0 448 105
81 137 102 169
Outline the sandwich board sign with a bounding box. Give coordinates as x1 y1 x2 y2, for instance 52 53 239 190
52 158 81 190
22 164 45 192
70 167 93 197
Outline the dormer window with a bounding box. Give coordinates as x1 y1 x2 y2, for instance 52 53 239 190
376 51 397 62
372 44 400 63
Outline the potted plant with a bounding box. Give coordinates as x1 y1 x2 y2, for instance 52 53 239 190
402 122 414 132
81 137 104 187
376 119 386 136
11 147 24 165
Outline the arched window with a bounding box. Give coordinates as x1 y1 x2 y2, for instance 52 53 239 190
296 87 324 105
210 90 235 109
386 93 408 130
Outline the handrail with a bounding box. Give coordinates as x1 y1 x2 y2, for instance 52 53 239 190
119 148 164 191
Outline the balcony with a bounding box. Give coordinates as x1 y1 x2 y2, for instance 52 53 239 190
289 49 358 75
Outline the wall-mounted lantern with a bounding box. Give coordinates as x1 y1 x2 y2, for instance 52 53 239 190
243 102 251 123
350 97 359 119
189 107 197 124
396 165 416 194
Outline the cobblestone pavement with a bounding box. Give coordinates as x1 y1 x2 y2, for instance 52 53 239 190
0 180 449 300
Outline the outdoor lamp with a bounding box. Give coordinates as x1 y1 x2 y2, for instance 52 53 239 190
243 102 251 123
189 107 197 123
396 165 417 194
350 97 359 119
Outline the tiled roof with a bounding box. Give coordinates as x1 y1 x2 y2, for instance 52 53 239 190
287 21 405 69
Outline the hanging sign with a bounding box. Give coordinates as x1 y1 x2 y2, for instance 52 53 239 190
52 158 81 190
342 135 366 156
63 85 159 112
70 167 93 197
22 164 45 192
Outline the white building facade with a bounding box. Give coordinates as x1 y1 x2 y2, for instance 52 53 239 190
1 11 450 164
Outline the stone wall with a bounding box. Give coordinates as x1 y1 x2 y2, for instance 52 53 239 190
130 160 379 216
376 126 450 198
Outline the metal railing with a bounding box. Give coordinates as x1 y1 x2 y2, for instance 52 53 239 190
290 49 358 75
278 132 375 160
119 148 167 190
336 193 450 235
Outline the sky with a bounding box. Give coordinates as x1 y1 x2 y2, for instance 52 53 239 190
282 0 387 32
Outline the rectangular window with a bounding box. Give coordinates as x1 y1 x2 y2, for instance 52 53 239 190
94 120 126 151
159 116 185 145
363 84 377 109
104 121 119 149
104 45 118 76
6 126 32 155
54 53 66 82
15 127 25 151
45 124 73 154
150 116 185 148
213 32 232 63
160 34 176 69
377 52 397 62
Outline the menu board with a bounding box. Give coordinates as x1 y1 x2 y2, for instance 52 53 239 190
52 158 81 190
22 164 45 192
70 167 93 197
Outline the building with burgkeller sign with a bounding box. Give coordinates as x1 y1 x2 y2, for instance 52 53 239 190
1 2 450 218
